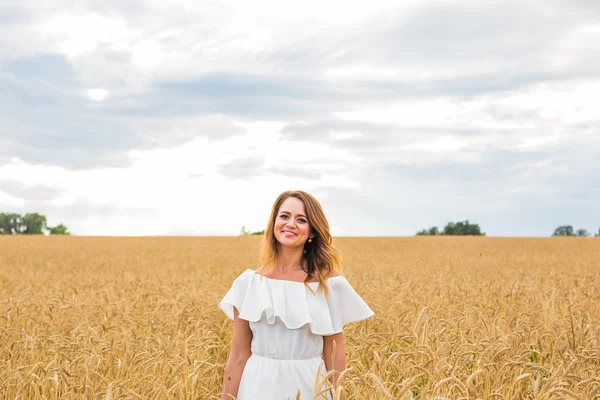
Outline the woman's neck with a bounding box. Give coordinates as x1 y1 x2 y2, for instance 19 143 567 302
274 245 304 273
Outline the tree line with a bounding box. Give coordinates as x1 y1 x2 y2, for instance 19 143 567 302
416 221 599 237
552 225 600 237
0 213 70 235
239 226 264 236
416 220 485 236
3 215 596 237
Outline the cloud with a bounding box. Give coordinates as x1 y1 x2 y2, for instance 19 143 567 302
0 53 139 168
218 156 266 180
0 55 249 169
0 6 31 25
0 180 64 203
263 167 322 181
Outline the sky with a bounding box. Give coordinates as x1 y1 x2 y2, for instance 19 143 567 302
0 0 599 236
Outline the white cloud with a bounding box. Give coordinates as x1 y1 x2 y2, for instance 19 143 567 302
39 12 130 58
0 191 25 207
404 136 467 153
516 132 562 150
580 24 600 34
87 88 108 101
130 39 167 69
330 131 364 140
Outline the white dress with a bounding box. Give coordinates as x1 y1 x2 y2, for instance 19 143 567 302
219 269 375 400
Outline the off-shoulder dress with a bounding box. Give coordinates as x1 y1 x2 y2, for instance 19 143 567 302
219 269 374 400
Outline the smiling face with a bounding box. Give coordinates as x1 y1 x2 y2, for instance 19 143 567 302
274 197 312 248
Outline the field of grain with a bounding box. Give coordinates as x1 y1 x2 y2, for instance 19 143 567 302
1 236 599 399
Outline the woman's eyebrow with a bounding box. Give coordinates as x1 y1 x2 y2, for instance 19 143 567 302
279 211 307 218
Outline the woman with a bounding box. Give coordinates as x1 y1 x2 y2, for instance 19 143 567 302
219 190 374 399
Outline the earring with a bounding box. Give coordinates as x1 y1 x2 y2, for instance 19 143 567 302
308 237 313 243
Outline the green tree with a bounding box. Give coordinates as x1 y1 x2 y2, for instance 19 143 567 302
1 212 69 235
416 226 440 236
441 220 485 236
49 224 70 235
594 228 600 237
576 229 589 237
552 225 575 236
0 213 21 234
22 213 47 234
240 226 264 236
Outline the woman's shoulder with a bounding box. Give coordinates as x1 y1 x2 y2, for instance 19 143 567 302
322 269 343 281
228 268 256 285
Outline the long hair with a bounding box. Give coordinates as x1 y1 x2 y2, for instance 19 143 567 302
257 190 342 297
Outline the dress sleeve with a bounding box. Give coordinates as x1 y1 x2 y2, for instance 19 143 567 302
218 270 252 320
326 277 375 334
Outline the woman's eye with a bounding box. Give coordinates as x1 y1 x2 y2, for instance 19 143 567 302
279 214 306 223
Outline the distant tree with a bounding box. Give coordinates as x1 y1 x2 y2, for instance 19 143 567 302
416 226 440 236
240 226 264 236
22 213 47 234
552 225 575 236
49 224 70 235
0 213 21 234
428 226 440 236
441 220 485 236
595 228 600 237
416 221 484 236
576 229 589 237
0 212 69 235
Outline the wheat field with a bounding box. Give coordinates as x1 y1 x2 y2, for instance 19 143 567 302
1 236 599 399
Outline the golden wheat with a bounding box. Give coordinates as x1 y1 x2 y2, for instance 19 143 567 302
1 236 599 399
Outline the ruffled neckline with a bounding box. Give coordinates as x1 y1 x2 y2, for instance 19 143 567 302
247 268 343 286
219 268 374 335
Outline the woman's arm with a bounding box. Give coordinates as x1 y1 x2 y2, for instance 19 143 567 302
221 307 252 400
323 331 345 394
